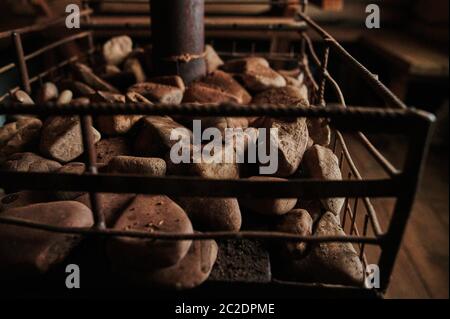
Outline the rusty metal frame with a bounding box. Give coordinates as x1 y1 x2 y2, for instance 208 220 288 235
0 1 435 297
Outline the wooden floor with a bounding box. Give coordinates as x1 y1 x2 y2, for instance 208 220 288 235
346 136 449 299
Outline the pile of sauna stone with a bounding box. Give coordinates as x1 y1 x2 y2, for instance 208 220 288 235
0 36 364 289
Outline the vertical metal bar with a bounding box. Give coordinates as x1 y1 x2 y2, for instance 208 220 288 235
378 116 435 292
332 130 338 153
12 32 31 94
300 0 308 13
270 36 278 55
360 214 369 260
317 45 330 106
80 116 106 229
232 41 237 56
82 1 96 66
342 199 349 230
350 199 358 236
299 0 308 60
151 0 206 83
342 171 352 228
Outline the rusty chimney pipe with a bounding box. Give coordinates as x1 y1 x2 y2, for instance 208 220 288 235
150 0 206 84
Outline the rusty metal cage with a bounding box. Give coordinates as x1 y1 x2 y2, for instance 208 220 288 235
0 1 435 298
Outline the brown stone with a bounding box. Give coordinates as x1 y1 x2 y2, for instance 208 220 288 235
128 82 183 105
107 195 193 270
262 117 309 177
126 91 153 104
283 76 309 103
222 57 286 91
91 90 125 103
198 117 250 137
0 118 42 162
222 57 270 72
124 58 146 83
39 116 101 163
120 239 218 290
202 70 251 104
0 191 55 212
205 44 224 73
95 137 131 164
106 156 166 176
134 116 192 157
167 143 240 179
149 76 185 92
252 85 309 107
9 90 36 121
303 145 344 216
1 152 61 173
183 83 235 104
296 200 324 223
283 212 364 286
175 197 242 231
306 137 314 151
72 97 90 105
307 118 331 147
74 63 119 93
92 91 142 136
58 80 95 97
36 82 58 104
74 193 135 226
53 162 86 200
104 64 122 75
56 90 73 105
278 68 303 79
183 71 251 105
103 35 133 66
239 176 297 215
13 90 34 104
0 201 94 277
277 209 313 257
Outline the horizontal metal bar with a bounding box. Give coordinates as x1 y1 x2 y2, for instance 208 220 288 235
82 21 308 32
0 103 434 130
0 9 93 40
0 215 381 245
0 62 15 75
217 51 300 62
0 171 401 198
205 22 307 32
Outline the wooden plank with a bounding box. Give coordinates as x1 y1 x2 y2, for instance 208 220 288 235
362 32 449 78
89 15 305 40
92 0 271 15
